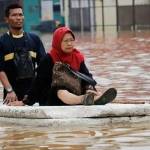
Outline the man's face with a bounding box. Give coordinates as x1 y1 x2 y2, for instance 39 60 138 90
5 8 24 30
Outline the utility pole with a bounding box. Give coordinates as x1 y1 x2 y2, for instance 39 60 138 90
64 0 69 27
79 0 84 35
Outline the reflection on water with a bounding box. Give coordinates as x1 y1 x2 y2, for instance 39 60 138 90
75 31 150 104
1 123 150 150
0 31 150 149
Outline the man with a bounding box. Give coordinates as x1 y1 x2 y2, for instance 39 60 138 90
0 3 46 104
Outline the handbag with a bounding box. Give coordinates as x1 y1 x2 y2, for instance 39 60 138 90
51 62 82 95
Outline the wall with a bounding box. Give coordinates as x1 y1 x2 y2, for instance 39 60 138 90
23 0 41 32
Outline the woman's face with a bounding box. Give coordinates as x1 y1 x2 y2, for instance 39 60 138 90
61 33 75 53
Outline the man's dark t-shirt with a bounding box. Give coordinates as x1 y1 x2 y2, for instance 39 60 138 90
0 32 46 100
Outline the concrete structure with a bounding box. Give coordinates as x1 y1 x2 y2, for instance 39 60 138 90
63 0 150 33
1 0 149 33
0 104 150 128
23 0 64 32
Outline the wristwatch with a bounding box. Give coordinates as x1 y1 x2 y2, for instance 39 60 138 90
5 87 13 93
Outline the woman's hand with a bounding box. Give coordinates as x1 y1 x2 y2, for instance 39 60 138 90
86 89 99 96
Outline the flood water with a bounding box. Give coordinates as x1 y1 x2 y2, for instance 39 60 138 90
1 123 150 150
0 31 150 149
42 30 150 104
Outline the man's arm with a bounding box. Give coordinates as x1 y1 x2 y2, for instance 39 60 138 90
0 71 18 104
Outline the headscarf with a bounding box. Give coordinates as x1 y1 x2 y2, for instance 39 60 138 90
49 26 84 71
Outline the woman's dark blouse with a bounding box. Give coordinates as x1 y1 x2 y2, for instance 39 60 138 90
24 54 96 106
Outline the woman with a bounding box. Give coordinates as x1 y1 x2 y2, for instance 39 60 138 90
8 27 117 106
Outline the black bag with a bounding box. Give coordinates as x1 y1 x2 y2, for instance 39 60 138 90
14 48 34 79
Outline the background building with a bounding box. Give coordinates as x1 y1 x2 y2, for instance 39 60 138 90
0 0 64 32
63 0 150 33
23 0 64 32
0 0 150 33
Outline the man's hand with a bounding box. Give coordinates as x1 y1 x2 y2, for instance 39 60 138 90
3 91 18 105
7 100 25 106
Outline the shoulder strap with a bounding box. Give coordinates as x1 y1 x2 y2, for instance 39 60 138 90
23 32 33 49
24 32 39 51
1 32 11 40
1 33 16 50
66 65 97 86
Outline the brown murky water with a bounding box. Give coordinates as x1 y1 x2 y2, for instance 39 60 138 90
75 31 150 104
0 123 150 150
41 31 150 104
0 31 150 149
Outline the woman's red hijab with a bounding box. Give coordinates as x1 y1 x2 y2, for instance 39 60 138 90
49 27 84 71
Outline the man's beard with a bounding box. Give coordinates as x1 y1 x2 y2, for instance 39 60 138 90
11 26 22 30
